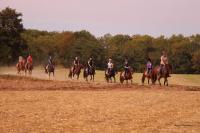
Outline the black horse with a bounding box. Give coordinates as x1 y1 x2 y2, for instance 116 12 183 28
83 66 95 81
45 63 55 79
105 68 116 83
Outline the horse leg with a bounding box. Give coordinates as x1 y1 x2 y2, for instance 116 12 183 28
166 79 168 86
142 75 145 85
90 75 92 81
92 75 94 82
158 76 161 86
113 77 116 83
164 78 168 86
151 78 154 85
77 74 79 80
131 79 133 84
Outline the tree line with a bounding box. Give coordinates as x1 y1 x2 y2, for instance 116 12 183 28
0 7 200 73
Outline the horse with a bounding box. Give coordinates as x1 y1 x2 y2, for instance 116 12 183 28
25 62 33 75
105 68 116 83
68 64 84 80
45 63 55 79
83 66 95 81
153 64 172 86
16 60 26 75
141 68 157 85
120 67 134 84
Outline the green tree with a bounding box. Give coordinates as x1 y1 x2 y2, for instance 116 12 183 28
0 7 27 64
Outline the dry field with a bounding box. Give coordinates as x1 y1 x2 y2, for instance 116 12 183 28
0 67 200 132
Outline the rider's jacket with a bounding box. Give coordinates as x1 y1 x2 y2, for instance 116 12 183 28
124 62 129 69
160 55 168 65
147 61 152 69
88 60 93 67
107 62 113 69
48 58 53 65
27 56 33 64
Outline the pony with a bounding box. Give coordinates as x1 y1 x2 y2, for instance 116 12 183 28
141 68 157 85
25 61 33 75
45 63 55 79
16 60 26 75
153 64 172 86
68 64 84 80
83 66 95 81
120 67 134 84
105 68 117 83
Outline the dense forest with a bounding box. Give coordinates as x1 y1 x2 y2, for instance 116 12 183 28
0 7 200 73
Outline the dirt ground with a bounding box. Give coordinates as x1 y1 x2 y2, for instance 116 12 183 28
0 75 200 133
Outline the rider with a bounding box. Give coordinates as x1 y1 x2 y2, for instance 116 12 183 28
46 55 54 69
107 58 114 74
73 57 80 73
87 57 94 71
160 51 169 76
124 59 130 76
26 54 33 65
146 58 152 74
18 56 25 66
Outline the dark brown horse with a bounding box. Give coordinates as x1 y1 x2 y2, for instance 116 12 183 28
105 68 116 83
25 62 33 75
120 67 134 84
16 60 26 75
68 64 84 80
141 69 157 85
45 63 55 79
83 66 95 81
153 64 172 86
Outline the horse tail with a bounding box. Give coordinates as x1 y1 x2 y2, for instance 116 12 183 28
68 68 72 78
142 73 145 84
83 68 87 78
45 66 48 74
120 72 124 83
151 70 157 84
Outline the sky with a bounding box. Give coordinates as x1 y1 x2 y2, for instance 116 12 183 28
0 0 200 37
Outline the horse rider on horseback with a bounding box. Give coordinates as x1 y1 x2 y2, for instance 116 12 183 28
73 57 80 73
107 58 114 74
46 56 54 69
160 51 169 76
146 58 152 74
124 59 130 76
87 57 94 72
18 56 25 66
26 54 33 65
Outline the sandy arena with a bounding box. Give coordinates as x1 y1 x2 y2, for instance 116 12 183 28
0 74 200 133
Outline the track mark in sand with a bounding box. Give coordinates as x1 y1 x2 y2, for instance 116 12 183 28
175 121 200 127
0 75 200 91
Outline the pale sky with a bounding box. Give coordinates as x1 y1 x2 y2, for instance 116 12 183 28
0 0 200 37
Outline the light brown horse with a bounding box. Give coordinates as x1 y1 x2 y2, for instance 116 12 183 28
25 62 33 75
120 67 134 84
16 60 26 75
68 64 84 80
153 64 172 86
141 69 157 85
